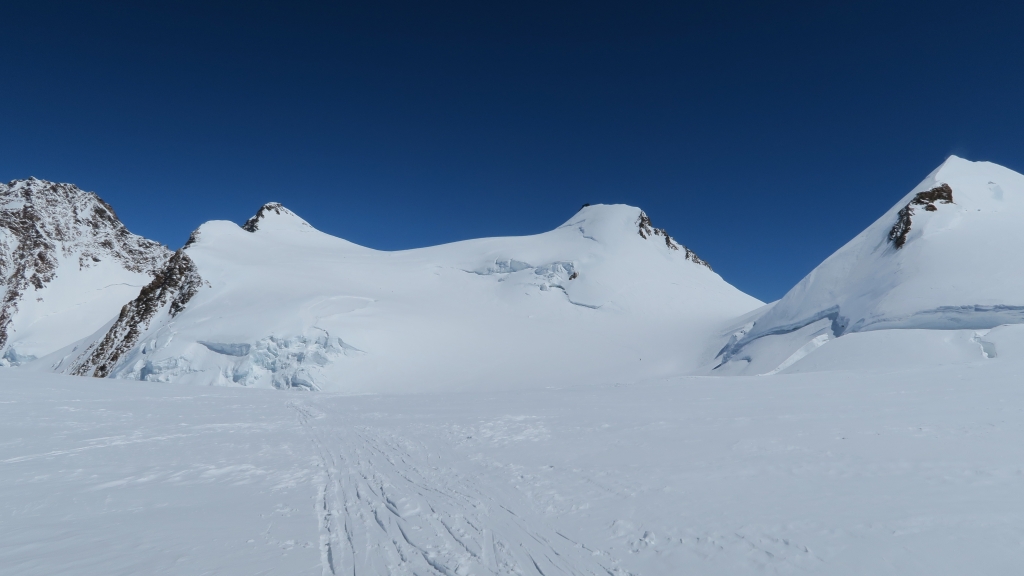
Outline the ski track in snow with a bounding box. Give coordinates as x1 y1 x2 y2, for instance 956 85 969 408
5 360 1024 575
289 400 618 576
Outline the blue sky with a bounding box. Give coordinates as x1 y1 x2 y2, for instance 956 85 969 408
2 1 1022 301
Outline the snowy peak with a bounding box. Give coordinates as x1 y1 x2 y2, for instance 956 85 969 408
560 204 711 269
241 202 313 233
181 202 359 256
0 178 171 359
712 155 1024 375
0 178 168 274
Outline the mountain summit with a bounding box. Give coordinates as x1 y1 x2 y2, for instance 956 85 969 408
241 202 314 233
0 178 170 364
714 156 1024 374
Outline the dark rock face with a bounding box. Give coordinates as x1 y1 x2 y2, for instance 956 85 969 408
242 202 287 232
910 183 954 206
183 228 202 248
0 178 171 351
71 249 204 378
889 184 955 249
636 211 712 270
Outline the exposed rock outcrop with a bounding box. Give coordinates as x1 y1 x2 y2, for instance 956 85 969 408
889 184 955 248
70 248 204 378
242 202 288 232
636 211 712 270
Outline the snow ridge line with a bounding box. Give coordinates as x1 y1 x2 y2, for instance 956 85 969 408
635 211 711 269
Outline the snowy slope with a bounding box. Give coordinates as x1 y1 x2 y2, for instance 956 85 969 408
47 203 761 392
0 178 170 365
713 156 1024 374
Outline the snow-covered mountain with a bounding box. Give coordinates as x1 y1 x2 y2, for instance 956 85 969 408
13 155 1024 385
11 160 1024 576
713 156 1024 375
42 203 761 392
0 178 171 365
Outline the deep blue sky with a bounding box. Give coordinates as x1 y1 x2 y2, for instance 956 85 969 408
2 1 1022 301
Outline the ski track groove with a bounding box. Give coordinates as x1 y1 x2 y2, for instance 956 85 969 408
289 401 619 576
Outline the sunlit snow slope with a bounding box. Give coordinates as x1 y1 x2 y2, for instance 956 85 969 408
46 203 761 392
714 156 1024 374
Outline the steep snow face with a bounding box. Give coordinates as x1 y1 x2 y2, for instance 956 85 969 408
55 203 761 391
0 178 171 364
715 156 1024 374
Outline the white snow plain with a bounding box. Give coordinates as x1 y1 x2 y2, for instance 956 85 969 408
3 337 1024 575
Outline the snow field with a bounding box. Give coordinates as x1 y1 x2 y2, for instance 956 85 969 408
4 356 1024 575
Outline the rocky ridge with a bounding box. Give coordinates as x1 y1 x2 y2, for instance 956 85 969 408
636 211 711 269
242 202 291 232
70 248 204 378
0 178 171 353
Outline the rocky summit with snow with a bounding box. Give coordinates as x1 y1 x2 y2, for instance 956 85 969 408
0 178 170 365
7 157 1024 576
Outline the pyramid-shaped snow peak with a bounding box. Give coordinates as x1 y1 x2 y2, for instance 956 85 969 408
0 178 171 364
714 155 1024 375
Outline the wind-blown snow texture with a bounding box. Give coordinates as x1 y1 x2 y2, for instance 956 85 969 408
49 203 760 392
0 178 170 365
